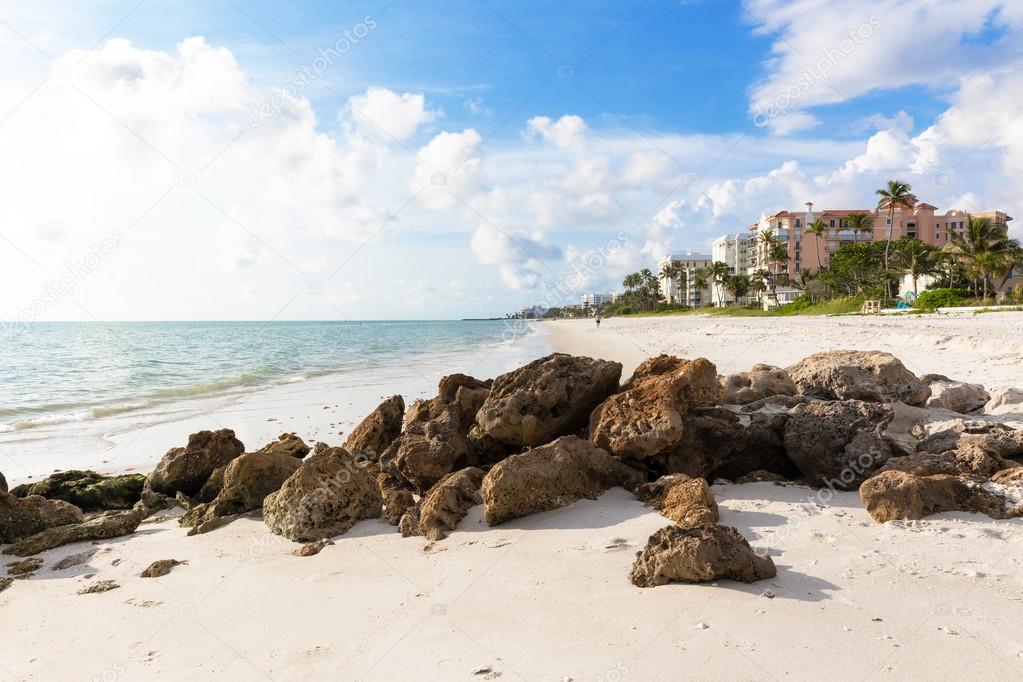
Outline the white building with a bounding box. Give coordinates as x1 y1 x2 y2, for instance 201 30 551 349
711 233 755 306
659 252 712 307
581 292 613 307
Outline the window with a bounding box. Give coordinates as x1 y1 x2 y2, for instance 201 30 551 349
795 218 801 227
829 219 835 228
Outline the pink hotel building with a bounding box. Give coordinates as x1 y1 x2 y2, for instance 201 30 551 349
744 198 1013 279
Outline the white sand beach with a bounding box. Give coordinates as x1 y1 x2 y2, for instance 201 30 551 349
4 313 1023 681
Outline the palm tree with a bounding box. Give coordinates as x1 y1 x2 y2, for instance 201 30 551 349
659 261 676 302
709 260 732 306
750 269 769 306
622 272 642 293
996 242 1023 293
893 238 938 297
847 212 874 243
875 180 915 291
953 216 1019 301
804 218 828 271
692 268 710 306
671 261 688 305
722 273 751 304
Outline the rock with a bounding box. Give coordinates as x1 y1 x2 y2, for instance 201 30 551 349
293 538 334 556
916 424 1023 460
51 549 98 571
196 465 226 503
345 396 405 459
257 433 310 459
783 400 894 490
6 557 43 576
0 577 11 593
0 471 6 494
664 406 797 481
478 354 622 448
148 429 245 496
786 350 930 405
3 509 143 557
636 475 719 527
263 447 382 542
985 388 1023 416
77 580 119 595
926 380 990 414
393 411 477 492
11 470 146 511
734 470 789 484
482 436 643 525
881 448 1009 478
133 480 175 518
210 451 302 517
0 492 84 544
406 375 492 434
378 473 416 526
590 356 722 462
629 524 776 587
859 470 1003 523
400 467 484 541
720 364 796 405
140 559 184 578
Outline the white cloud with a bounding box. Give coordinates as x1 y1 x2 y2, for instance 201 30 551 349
526 114 588 148
345 87 439 141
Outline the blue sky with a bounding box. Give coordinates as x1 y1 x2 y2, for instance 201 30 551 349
1 0 1022 320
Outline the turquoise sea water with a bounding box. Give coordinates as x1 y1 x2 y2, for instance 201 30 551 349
0 320 534 433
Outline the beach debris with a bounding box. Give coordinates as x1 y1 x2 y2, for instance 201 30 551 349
6 557 43 577
7 470 146 511
635 475 719 527
148 429 245 497
482 436 643 526
293 539 334 556
477 353 621 448
720 364 796 405
629 524 776 587
140 559 185 578
783 400 894 489
343 395 405 460
590 355 722 462
77 579 120 595
399 466 484 541
0 492 83 545
2 509 144 557
786 350 930 405
263 446 381 542
51 548 99 571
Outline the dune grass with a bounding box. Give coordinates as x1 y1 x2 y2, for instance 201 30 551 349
620 296 867 318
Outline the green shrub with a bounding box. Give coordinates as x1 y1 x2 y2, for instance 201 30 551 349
915 288 966 310
617 306 634 315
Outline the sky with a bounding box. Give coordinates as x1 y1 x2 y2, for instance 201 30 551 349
2 0 1023 321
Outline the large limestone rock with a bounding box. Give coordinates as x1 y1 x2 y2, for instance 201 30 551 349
0 471 6 494
859 470 1003 523
786 350 930 405
482 436 642 525
399 467 484 541
3 509 143 557
590 356 722 462
378 473 416 525
629 524 776 587
985 388 1023 416
0 492 83 544
665 406 797 481
149 429 245 496
635 475 719 527
344 396 405 458
784 400 894 489
263 447 382 542
925 379 990 414
720 364 796 405
478 354 622 448
9 470 146 511
916 424 1023 460
404 374 492 434
256 433 310 459
393 411 477 492
880 448 1010 479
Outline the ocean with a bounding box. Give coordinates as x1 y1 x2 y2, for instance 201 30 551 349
0 320 547 483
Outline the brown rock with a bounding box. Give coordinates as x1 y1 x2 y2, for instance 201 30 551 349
263 447 382 542
783 400 894 490
0 577 11 593
590 356 722 462
881 446 1010 478
77 580 119 595
786 350 930 405
859 470 1003 523
293 538 334 556
925 380 990 414
148 429 245 496
720 364 796 405
636 475 719 527
345 396 405 459
378 473 416 526
140 559 184 578
0 471 6 494
257 433 310 459
213 451 302 517
8 470 145 511
482 436 643 525
629 524 776 587
0 492 83 544
478 354 622 448
400 467 484 541
393 411 477 492
6 557 43 576
3 509 143 557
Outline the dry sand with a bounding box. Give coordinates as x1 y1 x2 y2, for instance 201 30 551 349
4 312 1023 681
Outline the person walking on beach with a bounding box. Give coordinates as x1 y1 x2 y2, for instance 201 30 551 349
595 311 601 328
